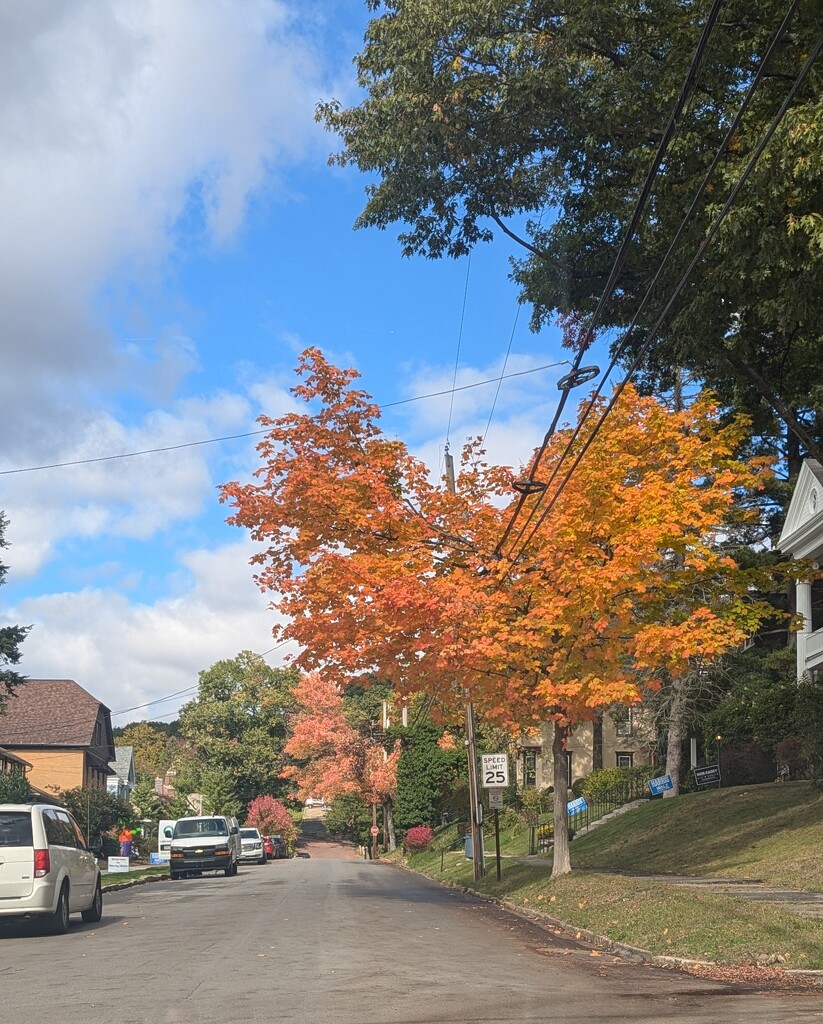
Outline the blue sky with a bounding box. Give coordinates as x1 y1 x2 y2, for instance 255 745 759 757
0 1 580 725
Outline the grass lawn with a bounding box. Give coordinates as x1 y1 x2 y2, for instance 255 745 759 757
402 781 823 969
102 865 168 887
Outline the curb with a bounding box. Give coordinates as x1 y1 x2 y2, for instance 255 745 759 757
392 859 823 985
103 872 170 893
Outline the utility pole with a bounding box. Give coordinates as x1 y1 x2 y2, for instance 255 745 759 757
445 447 484 879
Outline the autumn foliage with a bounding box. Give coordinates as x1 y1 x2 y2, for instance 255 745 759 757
221 348 790 734
282 671 400 809
404 825 434 853
245 795 298 848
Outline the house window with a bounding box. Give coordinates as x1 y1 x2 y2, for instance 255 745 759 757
616 752 634 769
522 749 538 788
614 706 633 737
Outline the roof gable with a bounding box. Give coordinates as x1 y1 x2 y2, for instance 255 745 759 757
108 745 136 782
0 679 110 747
778 460 823 559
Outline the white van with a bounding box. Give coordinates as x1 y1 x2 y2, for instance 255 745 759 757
0 803 103 934
168 814 240 879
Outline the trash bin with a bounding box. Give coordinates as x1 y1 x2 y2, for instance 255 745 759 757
463 835 473 859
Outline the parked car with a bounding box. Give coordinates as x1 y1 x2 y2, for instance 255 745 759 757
0 803 103 934
168 815 240 879
270 835 288 859
238 827 267 865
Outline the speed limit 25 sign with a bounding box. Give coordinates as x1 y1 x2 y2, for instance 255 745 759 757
480 753 509 788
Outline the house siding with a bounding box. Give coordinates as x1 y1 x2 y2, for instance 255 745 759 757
4 748 96 793
517 711 657 790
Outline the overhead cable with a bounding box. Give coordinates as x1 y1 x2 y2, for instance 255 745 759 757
508 28 823 565
501 0 803 561
493 0 728 556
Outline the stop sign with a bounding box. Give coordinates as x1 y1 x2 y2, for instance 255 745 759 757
370 826 379 836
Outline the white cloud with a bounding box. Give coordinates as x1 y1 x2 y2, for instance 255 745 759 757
0 0 329 455
7 539 293 719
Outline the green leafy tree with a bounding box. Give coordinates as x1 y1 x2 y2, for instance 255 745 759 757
394 720 463 830
0 512 30 707
199 765 242 819
129 775 168 821
793 677 823 791
0 771 31 803
115 721 177 780
319 1 823 469
324 792 373 848
177 652 299 809
57 787 132 843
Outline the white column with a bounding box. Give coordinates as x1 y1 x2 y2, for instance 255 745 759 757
796 578 813 679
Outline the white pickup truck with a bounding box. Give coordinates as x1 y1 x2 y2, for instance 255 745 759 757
168 815 240 879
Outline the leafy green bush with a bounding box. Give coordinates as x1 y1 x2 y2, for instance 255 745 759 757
0 772 31 803
579 765 655 799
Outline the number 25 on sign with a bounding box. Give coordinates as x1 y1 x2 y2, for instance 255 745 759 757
481 754 509 788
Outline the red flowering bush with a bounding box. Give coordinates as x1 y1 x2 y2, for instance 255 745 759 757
404 825 434 853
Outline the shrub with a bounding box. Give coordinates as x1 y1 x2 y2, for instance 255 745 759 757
0 772 31 803
404 825 434 853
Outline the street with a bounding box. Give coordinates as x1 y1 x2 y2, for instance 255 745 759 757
1 854 821 1024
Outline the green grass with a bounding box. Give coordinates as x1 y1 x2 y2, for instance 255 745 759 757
102 865 168 887
403 782 823 969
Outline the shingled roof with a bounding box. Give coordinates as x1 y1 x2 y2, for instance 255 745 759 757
0 678 110 747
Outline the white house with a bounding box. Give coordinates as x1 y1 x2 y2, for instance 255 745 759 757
107 745 137 800
777 458 823 680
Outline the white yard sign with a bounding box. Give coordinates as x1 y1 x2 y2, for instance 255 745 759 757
480 753 509 788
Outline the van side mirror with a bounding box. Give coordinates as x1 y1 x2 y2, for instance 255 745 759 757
230 826 238 835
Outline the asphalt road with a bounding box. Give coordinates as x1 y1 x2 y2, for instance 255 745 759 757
1 857 821 1024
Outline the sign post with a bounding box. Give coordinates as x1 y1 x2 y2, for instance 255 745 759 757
481 756 508 883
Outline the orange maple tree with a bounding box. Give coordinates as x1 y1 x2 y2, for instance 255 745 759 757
221 348 792 875
282 670 401 848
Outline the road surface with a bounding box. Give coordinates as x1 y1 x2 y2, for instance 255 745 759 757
1 854 820 1023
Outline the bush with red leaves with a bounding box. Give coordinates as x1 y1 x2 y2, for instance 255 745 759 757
405 825 435 853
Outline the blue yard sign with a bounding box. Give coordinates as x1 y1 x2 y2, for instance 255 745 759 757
567 796 588 815
647 774 674 796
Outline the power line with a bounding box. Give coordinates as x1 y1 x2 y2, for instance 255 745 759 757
446 254 472 448
508 26 822 565
501 0 803 562
494 0 728 556
0 361 567 477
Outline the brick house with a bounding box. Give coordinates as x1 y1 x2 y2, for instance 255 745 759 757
517 706 658 791
0 679 115 794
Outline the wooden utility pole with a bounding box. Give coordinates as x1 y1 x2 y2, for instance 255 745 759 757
445 447 484 879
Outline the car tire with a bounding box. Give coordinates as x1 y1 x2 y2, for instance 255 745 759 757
170 869 180 880
259 855 267 865
47 883 70 935
81 879 103 923
224 863 233 876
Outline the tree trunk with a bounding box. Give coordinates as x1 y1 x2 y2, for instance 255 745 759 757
551 721 572 878
383 797 397 851
592 710 603 771
663 676 687 797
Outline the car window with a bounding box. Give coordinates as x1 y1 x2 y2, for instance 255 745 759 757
68 814 88 849
0 811 33 847
173 819 228 838
44 809 77 847
240 829 259 839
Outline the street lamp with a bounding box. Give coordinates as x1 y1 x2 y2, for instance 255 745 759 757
715 734 723 789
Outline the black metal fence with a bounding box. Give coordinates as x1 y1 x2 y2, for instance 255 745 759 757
529 770 655 855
